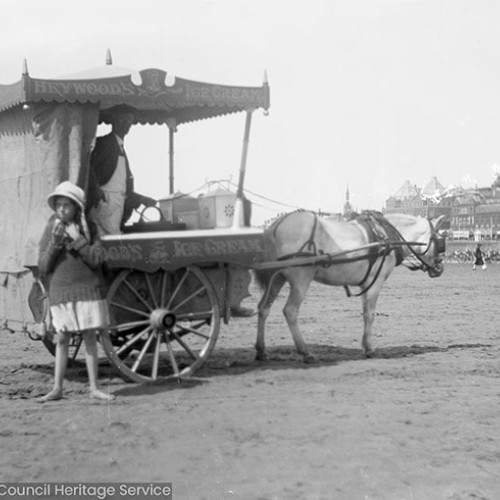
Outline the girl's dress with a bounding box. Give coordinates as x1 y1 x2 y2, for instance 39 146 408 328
38 215 109 332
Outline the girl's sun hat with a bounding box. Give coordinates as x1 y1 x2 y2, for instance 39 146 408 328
47 181 90 240
47 181 86 212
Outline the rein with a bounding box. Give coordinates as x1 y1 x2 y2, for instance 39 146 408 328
343 244 392 297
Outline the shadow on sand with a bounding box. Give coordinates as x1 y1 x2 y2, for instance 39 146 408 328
7 342 490 398
195 341 493 378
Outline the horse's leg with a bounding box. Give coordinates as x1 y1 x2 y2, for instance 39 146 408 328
360 264 393 357
256 272 286 361
283 270 316 363
360 289 380 357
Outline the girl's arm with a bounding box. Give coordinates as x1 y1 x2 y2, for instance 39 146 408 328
38 219 64 275
68 222 105 269
72 237 104 269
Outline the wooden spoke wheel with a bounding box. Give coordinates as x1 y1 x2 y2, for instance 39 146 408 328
28 278 85 365
101 266 220 383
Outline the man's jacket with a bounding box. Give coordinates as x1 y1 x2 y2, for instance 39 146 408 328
87 132 140 227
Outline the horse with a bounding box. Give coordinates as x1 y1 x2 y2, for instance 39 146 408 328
254 210 446 362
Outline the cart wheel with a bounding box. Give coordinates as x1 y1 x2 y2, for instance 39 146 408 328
28 278 85 365
101 266 220 383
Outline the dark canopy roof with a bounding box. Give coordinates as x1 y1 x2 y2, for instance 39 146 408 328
0 62 270 126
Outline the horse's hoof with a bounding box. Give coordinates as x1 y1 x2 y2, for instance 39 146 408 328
303 354 317 364
364 350 375 358
255 352 269 362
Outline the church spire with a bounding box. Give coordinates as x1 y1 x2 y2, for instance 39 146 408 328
343 184 353 217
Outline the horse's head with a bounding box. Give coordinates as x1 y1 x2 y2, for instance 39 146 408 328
385 213 446 278
411 215 446 278
421 215 446 277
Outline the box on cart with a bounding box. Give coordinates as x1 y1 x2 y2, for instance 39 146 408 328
198 189 237 229
159 193 200 229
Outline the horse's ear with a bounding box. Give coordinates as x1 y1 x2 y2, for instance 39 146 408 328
431 215 446 231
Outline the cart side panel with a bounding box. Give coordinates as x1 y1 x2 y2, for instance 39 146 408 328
100 230 266 272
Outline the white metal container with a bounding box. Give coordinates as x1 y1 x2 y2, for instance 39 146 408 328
198 189 236 229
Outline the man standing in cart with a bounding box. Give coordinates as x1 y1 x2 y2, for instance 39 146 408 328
87 105 156 235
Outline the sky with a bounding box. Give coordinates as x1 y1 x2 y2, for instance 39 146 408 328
1 0 500 224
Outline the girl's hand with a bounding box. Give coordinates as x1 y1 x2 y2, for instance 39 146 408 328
51 219 66 247
65 234 88 252
65 223 80 241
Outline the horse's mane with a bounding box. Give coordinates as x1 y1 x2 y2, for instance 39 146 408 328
347 210 383 221
384 212 424 224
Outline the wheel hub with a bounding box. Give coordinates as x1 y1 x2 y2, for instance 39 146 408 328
150 309 176 329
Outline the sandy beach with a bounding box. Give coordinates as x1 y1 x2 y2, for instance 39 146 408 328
1 264 499 499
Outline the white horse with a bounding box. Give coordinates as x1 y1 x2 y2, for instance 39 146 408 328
255 210 445 362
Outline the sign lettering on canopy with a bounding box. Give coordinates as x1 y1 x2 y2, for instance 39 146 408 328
33 80 135 97
26 69 269 113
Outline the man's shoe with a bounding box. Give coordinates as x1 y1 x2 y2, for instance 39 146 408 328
230 306 256 318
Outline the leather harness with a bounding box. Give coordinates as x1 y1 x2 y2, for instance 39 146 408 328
271 210 408 297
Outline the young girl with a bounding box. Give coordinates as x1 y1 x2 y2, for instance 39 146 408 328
37 181 114 402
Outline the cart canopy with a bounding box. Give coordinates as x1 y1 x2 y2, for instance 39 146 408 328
0 63 270 126
0 60 270 275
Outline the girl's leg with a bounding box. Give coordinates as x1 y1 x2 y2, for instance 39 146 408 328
37 331 70 402
82 330 115 400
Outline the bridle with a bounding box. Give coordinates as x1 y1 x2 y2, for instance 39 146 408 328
399 219 445 275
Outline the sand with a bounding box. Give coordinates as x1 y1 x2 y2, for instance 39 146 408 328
1 264 499 499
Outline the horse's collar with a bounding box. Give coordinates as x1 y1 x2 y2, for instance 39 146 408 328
353 212 405 266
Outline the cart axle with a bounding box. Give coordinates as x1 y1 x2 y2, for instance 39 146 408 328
150 309 176 329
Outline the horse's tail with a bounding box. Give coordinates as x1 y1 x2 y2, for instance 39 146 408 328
253 267 270 292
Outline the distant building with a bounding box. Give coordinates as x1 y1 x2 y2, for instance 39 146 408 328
384 176 452 222
383 175 500 239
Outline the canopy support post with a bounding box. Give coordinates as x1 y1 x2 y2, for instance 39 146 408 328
232 109 253 228
167 119 177 195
